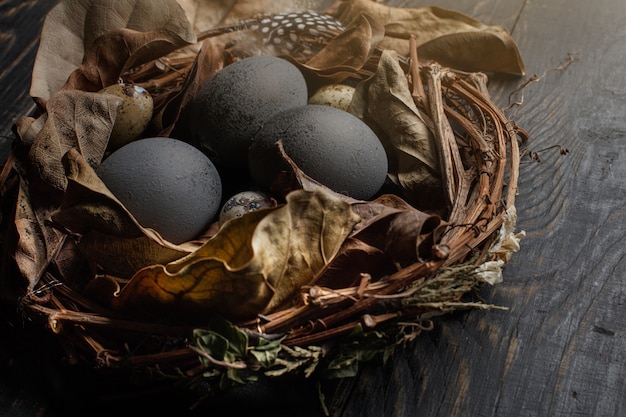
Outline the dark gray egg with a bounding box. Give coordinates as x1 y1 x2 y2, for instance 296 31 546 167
248 105 388 200
188 55 308 168
97 137 222 244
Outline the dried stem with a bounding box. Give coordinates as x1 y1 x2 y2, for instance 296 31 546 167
504 51 578 111
408 35 427 108
24 303 192 336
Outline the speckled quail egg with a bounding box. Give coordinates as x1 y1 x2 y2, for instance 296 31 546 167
97 137 222 244
308 84 356 111
100 83 153 151
218 191 275 225
248 105 388 200
187 55 308 168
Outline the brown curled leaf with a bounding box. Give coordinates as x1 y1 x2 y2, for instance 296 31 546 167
331 0 525 75
350 195 447 267
350 50 445 212
313 238 395 289
24 90 121 195
11 179 67 293
10 90 121 290
293 12 385 88
31 0 196 105
62 26 196 94
112 189 360 322
153 39 226 136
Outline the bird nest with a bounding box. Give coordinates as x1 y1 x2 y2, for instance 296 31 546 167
0 4 526 405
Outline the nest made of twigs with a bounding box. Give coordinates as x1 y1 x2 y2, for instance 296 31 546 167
0 36 526 399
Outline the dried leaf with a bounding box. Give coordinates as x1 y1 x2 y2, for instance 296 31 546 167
176 0 239 32
313 238 394 289
267 141 446 277
62 27 196 94
238 189 359 314
350 194 418 234
24 90 121 195
350 50 445 211
52 238 92 291
294 12 384 86
15 115 47 147
269 141 356 203
10 90 122 288
350 195 446 267
31 0 196 104
417 25 525 75
153 39 225 136
12 179 66 292
268 142 445 268
112 189 360 321
332 0 524 75
51 149 193 277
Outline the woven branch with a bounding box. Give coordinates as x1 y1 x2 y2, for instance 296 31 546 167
2 38 525 393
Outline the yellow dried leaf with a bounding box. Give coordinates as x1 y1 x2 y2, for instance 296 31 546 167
113 189 361 321
295 12 385 85
333 0 525 75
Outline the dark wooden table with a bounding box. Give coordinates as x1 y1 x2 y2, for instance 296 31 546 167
1 1 624 416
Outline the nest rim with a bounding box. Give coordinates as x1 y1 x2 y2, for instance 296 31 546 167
0 38 525 395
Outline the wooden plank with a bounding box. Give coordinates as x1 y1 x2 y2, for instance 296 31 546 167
336 0 626 416
0 2 61 417
0 1 54 162
388 0 526 32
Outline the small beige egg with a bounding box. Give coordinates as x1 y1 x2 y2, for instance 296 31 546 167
101 83 153 151
308 84 355 112
219 191 275 225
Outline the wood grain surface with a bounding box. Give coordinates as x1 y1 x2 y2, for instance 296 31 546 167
1 1 624 416
0 1 51 162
